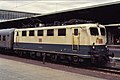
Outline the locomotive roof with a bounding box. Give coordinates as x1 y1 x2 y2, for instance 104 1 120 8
0 28 15 35
15 23 105 31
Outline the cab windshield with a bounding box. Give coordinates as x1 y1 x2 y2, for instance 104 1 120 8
90 27 99 36
100 28 105 36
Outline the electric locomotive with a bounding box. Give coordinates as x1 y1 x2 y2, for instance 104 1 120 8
13 23 114 65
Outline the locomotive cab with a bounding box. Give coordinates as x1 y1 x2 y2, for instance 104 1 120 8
87 24 114 64
89 24 106 46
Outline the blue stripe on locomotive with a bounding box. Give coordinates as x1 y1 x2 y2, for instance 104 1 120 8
13 43 106 55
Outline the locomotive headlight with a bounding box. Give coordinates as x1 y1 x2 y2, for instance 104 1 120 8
92 46 95 49
105 45 108 48
92 43 95 49
105 45 109 52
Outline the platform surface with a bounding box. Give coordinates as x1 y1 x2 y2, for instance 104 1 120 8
0 57 106 80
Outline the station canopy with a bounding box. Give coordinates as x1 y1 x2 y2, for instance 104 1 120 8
0 1 120 29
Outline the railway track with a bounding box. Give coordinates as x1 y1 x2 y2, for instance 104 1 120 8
83 66 120 75
100 67 120 74
66 62 120 76
0 53 120 76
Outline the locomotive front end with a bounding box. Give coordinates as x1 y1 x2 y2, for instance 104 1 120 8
88 24 114 65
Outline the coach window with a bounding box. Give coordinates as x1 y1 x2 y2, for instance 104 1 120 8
3 35 5 41
38 30 43 36
29 30 34 36
47 29 54 36
58 29 66 36
90 28 99 36
22 31 27 36
7 35 9 37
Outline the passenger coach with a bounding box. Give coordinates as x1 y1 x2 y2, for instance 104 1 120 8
0 28 15 50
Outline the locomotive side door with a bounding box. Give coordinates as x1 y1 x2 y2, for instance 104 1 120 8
72 28 80 50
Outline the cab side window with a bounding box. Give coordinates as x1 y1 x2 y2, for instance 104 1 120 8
74 29 78 35
58 29 66 36
38 30 43 36
29 30 34 36
47 29 54 36
90 28 99 35
22 31 27 36
100 28 105 36
16 32 19 36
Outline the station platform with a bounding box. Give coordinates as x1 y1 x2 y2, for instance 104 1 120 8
0 57 105 80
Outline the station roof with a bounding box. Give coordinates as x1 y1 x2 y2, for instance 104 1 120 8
0 1 120 29
0 9 40 15
37 1 120 24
